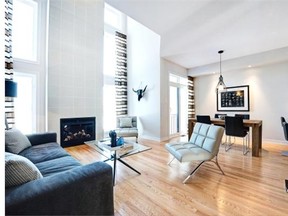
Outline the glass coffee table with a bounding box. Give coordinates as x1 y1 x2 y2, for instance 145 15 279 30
85 139 151 185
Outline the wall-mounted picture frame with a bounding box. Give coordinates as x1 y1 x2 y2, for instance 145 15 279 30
217 85 250 111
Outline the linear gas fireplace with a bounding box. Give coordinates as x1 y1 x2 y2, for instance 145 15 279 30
60 117 96 147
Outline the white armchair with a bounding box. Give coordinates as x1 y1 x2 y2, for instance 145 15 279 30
115 116 138 143
165 122 225 183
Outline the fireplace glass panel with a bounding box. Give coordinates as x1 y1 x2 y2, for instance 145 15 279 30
60 117 96 147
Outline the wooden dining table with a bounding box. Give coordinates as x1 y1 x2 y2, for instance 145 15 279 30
188 118 263 157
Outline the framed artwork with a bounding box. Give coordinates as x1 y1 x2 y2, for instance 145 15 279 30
217 85 250 111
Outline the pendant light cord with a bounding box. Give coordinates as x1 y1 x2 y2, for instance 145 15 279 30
220 53 222 76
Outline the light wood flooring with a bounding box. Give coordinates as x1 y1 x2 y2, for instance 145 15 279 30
65 137 288 216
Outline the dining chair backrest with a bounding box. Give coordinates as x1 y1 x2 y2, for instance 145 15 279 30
196 115 211 124
235 114 250 131
215 113 227 119
281 117 288 141
225 116 247 137
235 114 250 119
281 116 286 124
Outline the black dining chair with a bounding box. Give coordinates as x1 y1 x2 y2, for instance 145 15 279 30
235 114 250 119
281 117 288 192
224 116 250 155
215 113 227 120
214 114 227 144
196 115 211 124
281 117 288 156
235 114 250 132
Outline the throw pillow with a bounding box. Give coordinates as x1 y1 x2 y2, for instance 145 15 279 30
5 152 43 188
5 128 32 154
120 117 133 128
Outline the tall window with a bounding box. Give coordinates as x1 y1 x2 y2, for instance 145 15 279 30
13 0 38 61
12 0 47 133
13 73 36 133
103 4 126 132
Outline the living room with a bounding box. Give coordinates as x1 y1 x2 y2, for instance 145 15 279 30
47 0 288 144
3 0 288 215
4 0 288 143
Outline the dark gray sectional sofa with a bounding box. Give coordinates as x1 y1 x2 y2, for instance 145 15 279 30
5 132 114 215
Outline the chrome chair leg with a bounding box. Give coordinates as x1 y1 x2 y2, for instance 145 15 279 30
243 133 250 155
168 157 175 165
225 136 234 151
183 161 205 184
214 155 225 175
183 156 225 184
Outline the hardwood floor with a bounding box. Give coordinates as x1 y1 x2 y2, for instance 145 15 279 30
65 137 288 215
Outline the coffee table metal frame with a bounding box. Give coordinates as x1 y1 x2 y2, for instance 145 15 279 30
86 140 151 185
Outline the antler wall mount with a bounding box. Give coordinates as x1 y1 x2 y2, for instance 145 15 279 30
132 85 147 101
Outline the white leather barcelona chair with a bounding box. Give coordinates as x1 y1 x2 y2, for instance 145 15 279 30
165 122 225 183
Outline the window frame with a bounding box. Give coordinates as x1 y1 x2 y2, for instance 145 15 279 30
12 0 48 132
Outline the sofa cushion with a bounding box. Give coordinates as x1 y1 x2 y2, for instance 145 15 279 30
5 152 43 188
5 129 31 154
19 142 70 164
119 117 133 128
35 156 81 177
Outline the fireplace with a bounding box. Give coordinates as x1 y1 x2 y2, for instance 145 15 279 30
60 117 96 147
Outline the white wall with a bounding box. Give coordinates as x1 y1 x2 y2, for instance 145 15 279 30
126 17 161 141
191 60 288 144
48 0 104 141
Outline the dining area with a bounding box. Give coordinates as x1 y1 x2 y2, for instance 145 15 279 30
188 115 263 157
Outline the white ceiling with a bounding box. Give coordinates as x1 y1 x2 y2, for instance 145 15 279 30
105 0 288 72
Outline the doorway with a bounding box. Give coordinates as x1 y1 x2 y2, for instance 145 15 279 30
169 74 188 137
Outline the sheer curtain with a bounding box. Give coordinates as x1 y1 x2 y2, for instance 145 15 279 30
103 30 127 133
5 0 15 130
188 76 195 120
115 31 127 117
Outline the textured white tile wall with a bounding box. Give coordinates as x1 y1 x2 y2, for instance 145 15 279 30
48 0 104 141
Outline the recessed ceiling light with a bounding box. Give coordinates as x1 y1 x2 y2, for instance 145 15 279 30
248 65 252 68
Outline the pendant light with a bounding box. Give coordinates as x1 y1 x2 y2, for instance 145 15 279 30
216 50 227 93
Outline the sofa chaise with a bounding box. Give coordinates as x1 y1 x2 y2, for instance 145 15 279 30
5 129 114 215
